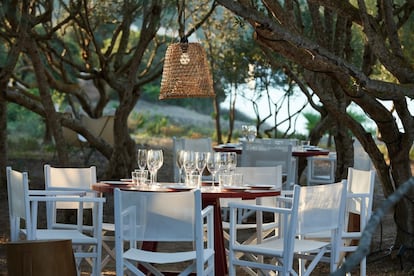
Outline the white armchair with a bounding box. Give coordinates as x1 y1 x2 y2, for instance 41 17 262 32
7 166 105 276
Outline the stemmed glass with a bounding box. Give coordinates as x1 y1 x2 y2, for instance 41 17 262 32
147 149 163 185
182 151 196 182
241 125 249 141
137 149 147 171
195 152 207 180
216 152 229 174
247 125 257 142
175 150 185 183
206 152 220 190
227 152 237 172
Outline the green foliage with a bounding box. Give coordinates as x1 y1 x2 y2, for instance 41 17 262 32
128 111 147 130
302 112 320 134
7 103 45 139
8 137 40 152
145 115 169 136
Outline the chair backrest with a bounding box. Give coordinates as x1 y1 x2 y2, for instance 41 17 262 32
44 164 97 228
235 166 282 190
346 167 376 226
6 167 31 242
172 137 212 181
241 141 294 185
296 181 347 235
256 138 299 146
114 189 202 242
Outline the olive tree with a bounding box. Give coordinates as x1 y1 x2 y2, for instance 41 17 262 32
217 0 414 251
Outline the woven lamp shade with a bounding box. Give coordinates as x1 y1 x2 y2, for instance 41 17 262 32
159 42 215 100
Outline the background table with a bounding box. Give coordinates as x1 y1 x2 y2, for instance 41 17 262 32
213 144 330 182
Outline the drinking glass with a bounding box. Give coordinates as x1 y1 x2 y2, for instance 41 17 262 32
147 149 163 185
137 149 147 171
175 150 185 183
247 125 257 142
195 152 207 179
206 152 220 189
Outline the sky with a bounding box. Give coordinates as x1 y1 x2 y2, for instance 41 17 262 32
221 87 414 136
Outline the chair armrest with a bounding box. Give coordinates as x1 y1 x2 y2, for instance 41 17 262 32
201 205 214 219
29 195 106 203
27 195 105 238
228 201 291 214
43 187 100 196
28 189 88 197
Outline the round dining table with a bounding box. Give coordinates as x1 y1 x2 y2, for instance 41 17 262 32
92 181 281 275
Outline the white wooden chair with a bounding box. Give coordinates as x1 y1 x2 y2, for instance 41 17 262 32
6 166 105 276
228 181 347 275
44 164 115 270
114 188 215 275
341 167 376 275
227 185 301 275
304 167 375 275
221 166 283 275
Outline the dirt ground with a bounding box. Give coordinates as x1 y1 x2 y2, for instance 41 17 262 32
0 138 413 275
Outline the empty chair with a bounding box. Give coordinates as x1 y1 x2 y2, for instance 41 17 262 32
241 140 295 187
228 181 347 275
44 164 115 270
306 152 337 186
114 188 215 275
304 167 375 275
7 166 105 276
221 166 283 275
341 167 376 275
172 136 212 182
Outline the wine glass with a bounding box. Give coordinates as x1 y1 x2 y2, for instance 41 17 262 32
247 125 257 142
175 150 185 183
241 124 249 141
227 152 237 172
206 152 220 190
137 149 147 171
147 149 163 185
216 152 229 174
182 151 196 182
195 152 207 179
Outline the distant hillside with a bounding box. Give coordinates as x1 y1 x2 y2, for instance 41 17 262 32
135 100 255 130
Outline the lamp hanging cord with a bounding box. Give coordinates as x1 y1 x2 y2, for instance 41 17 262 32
177 0 188 43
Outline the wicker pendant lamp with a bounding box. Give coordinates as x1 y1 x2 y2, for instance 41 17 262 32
159 1 215 100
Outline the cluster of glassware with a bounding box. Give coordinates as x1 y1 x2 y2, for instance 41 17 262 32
176 150 241 190
241 124 257 142
132 148 163 186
